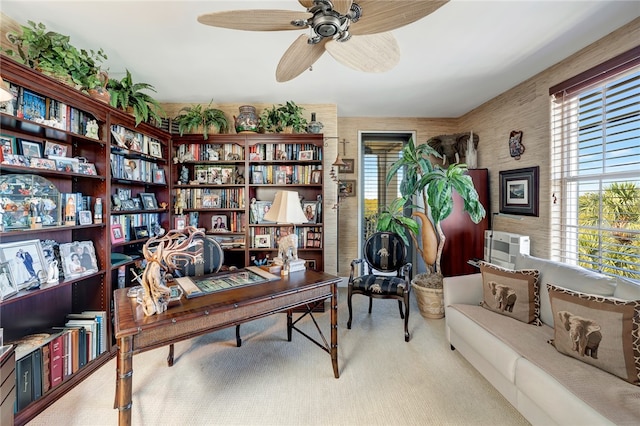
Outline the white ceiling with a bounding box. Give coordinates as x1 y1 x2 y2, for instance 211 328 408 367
2 1 639 118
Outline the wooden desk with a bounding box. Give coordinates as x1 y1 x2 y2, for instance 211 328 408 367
113 269 340 426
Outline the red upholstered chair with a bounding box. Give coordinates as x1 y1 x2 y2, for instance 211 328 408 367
347 232 412 342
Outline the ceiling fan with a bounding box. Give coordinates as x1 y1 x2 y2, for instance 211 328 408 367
198 0 449 82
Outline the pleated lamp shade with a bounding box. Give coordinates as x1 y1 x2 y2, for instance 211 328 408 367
263 190 307 224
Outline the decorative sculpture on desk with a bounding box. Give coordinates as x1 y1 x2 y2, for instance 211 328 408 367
139 226 204 316
277 232 299 263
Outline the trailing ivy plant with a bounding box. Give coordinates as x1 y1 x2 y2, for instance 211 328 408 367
173 101 229 139
107 69 165 126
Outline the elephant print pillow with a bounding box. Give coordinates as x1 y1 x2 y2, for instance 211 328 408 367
479 261 541 325
548 284 640 386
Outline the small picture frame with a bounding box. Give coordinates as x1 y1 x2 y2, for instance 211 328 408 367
1 154 28 167
76 162 97 176
249 152 262 161
339 158 355 173
111 224 125 243
302 202 317 223
174 215 186 231
275 170 287 185
254 234 271 248
50 155 79 173
121 199 136 211
149 140 162 158
311 170 322 184
252 170 264 184
133 225 149 240
339 180 356 197
78 210 93 225
44 141 67 157
153 168 166 184
298 150 314 161
0 135 17 157
140 192 159 210
0 261 18 301
211 215 228 231
30 157 57 170
20 139 42 158
306 259 317 271
255 201 274 223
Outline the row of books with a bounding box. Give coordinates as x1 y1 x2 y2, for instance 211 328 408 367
177 187 246 210
109 213 161 241
110 153 164 183
248 226 323 249
176 142 244 162
248 164 322 185
12 311 107 412
247 143 322 161
0 81 98 138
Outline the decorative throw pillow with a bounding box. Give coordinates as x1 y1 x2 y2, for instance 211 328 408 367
479 261 541 325
548 284 640 386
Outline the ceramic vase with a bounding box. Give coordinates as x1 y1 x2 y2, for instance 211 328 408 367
234 105 259 133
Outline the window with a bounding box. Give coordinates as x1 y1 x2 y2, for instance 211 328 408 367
550 48 640 280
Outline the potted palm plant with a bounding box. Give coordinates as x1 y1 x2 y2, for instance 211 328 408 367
384 137 486 318
173 101 230 139
107 69 165 126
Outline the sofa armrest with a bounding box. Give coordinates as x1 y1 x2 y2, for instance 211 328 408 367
443 273 483 307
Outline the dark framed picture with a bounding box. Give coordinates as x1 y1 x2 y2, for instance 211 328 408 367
1 135 17 157
140 192 159 210
339 158 354 173
111 224 125 243
121 199 136 211
306 259 317 271
211 215 228 231
499 166 539 216
149 140 162 158
44 141 67 157
78 210 93 225
0 260 18 300
252 170 264 184
0 239 47 290
153 168 166 184
133 225 149 240
339 180 356 197
20 139 42 158
302 202 317 223
311 170 322 184
298 150 314 161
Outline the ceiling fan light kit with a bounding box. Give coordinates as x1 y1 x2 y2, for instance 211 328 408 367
198 0 449 81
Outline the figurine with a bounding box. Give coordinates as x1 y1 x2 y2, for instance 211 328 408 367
85 120 99 140
180 166 189 184
174 189 185 216
249 198 257 224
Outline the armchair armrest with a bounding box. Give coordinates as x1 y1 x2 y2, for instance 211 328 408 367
443 273 483 307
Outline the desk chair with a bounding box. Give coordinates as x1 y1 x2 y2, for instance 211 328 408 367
347 232 412 342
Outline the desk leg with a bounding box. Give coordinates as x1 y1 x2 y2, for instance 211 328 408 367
116 336 134 426
167 343 174 366
287 310 293 341
331 281 340 378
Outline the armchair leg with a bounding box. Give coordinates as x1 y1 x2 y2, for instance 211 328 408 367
347 288 353 329
368 295 373 314
397 300 405 319
403 294 410 342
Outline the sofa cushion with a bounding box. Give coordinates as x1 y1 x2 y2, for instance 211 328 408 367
515 254 616 327
479 261 540 325
614 276 640 300
548 284 640 386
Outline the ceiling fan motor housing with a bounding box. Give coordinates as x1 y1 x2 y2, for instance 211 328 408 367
313 11 343 37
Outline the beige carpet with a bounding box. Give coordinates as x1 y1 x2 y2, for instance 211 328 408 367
28 288 529 425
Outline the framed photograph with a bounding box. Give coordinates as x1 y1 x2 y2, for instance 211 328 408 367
275 170 287 185
76 162 97 176
30 157 57 170
302 202 317 223
44 141 67 157
133 225 149 240
220 166 234 184
249 152 262 161
111 224 125 243
298 150 314 161
121 199 136 211
0 261 18 300
306 259 317 271
1 154 28 167
59 241 99 277
111 194 122 210
255 201 274 223
254 234 271 248
499 166 539 216
339 158 355 173
140 192 159 210
153 168 166 184
174 215 186 231
131 196 142 210
252 170 264 184
78 210 93 225
117 188 132 201
211 215 228 231
202 192 220 208
20 139 42 158
339 180 356 197
149 140 162 158
0 239 47 290
1 135 17 157
50 155 79 173
311 169 322 184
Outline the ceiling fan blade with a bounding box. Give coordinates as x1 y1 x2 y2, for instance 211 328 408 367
325 32 400 73
198 10 311 31
276 35 329 82
350 0 449 35
298 0 314 8
333 0 353 15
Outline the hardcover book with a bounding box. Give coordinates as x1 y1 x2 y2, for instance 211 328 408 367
21 89 46 121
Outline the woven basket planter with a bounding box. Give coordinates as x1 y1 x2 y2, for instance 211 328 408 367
412 273 444 319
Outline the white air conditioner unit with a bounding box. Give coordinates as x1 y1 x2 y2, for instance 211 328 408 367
484 230 530 269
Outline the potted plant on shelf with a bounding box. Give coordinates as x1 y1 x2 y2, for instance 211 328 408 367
3 20 108 93
384 137 486 318
107 69 165 126
258 101 308 133
173 101 230 139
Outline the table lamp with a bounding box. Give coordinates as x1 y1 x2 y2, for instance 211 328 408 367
263 190 308 274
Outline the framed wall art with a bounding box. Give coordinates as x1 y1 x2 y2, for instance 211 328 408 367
338 158 354 173
339 180 356 197
499 166 539 216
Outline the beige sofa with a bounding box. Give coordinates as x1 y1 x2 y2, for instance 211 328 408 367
443 254 640 425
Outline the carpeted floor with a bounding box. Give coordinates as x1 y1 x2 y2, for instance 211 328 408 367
28 287 529 425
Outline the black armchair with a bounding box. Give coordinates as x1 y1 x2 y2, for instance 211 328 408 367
347 232 412 342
